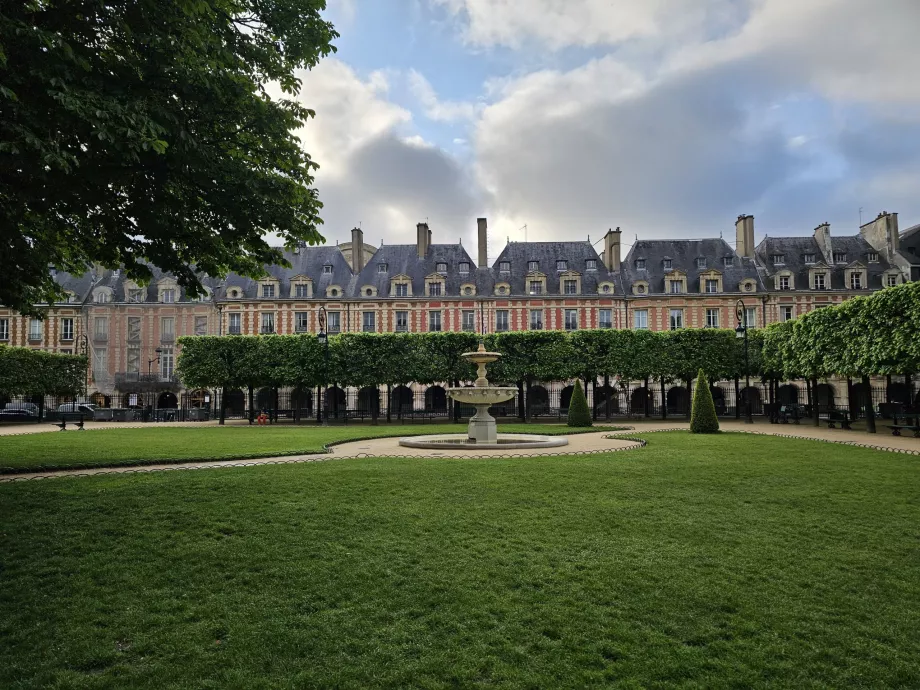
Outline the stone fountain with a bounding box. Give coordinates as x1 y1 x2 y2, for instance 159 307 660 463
398 342 567 450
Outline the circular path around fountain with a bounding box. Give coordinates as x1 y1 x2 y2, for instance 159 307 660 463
398 433 569 450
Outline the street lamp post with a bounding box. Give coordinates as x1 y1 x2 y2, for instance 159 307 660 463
317 307 328 426
147 348 162 422
735 300 754 424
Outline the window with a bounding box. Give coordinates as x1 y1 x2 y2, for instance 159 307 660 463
744 307 756 328
636 259 646 270
833 252 847 263
636 284 646 294
887 274 898 287
29 318 42 340
261 284 275 298
327 312 341 333
260 312 275 334
95 291 110 303
459 262 470 274
669 280 682 294
128 288 145 302
723 257 733 267
529 310 543 330
867 252 879 263
0 318 7 340
499 261 511 272
93 316 108 340
93 348 107 376
228 313 242 335
60 349 72 355
462 310 475 332
601 284 611 294
227 288 241 299
529 280 543 295
323 264 333 274
364 288 374 297
528 261 539 271
804 254 816 263
294 283 309 298
669 309 683 330
705 308 719 328
781 306 794 322
586 259 597 270
160 289 175 303
814 272 827 290
495 310 509 332
772 254 785 264
295 312 309 332
377 263 388 273
696 258 707 269
194 316 208 336
160 347 174 380
436 262 448 273
362 311 376 332
556 260 567 271
396 311 409 332
705 279 719 293
127 348 140 373
663 259 672 270
850 272 863 290
463 286 473 296
564 309 578 331
395 283 408 297
779 275 790 290
497 285 507 295
429 282 442 296
61 318 74 340
633 309 648 329
330 288 339 297
599 309 612 329
563 279 578 295
161 317 175 341
428 311 442 332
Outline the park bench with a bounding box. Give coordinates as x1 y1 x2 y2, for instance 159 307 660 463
825 409 852 430
778 404 804 424
884 404 920 437
51 413 86 431
887 424 920 437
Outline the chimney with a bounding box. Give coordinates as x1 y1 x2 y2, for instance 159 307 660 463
603 227 621 270
860 211 899 260
477 217 488 267
351 227 365 272
735 214 755 258
813 222 832 261
417 222 430 258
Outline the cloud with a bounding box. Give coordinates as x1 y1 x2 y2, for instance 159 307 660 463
290 60 481 245
407 69 478 122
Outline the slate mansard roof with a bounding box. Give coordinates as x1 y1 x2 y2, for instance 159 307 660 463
354 243 485 297
621 238 763 293
756 234 895 290
491 241 619 295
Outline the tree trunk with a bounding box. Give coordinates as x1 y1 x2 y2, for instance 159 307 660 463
644 377 650 417
219 386 226 425
661 379 667 420
316 385 322 424
248 385 254 425
518 380 525 422
525 378 532 422
734 377 740 419
604 375 611 420
685 376 693 418
386 384 392 423
812 377 820 426
847 377 855 423
863 375 876 433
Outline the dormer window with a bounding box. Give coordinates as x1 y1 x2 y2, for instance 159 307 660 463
429 282 442 296
772 254 785 264
294 283 309 298
377 263 388 273
128 288 145 302
663 259 672 270
635 259 646 270
867 252 879 263
499 261 511 272
556 260 567 271
723 257 733 267
833 252 847 263
262 284 275 298
395 283 408 297
227 288 241 299
436 262 448 273
95 291 110 304
160 289 175 303
528 261 539 271
804 254 816 264
586 259 597 270
696 258 707 269
459 262 470 273
323 264 333 274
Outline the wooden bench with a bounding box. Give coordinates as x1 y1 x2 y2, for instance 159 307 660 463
778 404 803 424
825 409 852 430
887 424 920 438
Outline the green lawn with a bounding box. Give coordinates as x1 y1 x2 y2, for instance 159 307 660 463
1 432 918 688
0 423 625 472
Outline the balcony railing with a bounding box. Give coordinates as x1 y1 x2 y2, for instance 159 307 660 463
93 332 108 343
228 327 242 335
114 372 180 390
160 333 175 343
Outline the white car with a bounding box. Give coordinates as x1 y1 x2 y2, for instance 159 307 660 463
57 403 98 416
0 402 40 420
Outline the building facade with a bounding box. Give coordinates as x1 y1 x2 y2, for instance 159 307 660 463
1 211 916 409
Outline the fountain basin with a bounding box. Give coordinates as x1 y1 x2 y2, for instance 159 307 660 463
398 433 568 450
446 386 518 406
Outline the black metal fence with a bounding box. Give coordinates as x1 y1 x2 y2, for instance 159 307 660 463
2 376 917 425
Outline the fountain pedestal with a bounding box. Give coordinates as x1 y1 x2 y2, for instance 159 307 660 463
468 404 497 444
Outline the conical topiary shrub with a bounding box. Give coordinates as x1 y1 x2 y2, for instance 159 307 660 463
690 368 720 434
567 379 592 428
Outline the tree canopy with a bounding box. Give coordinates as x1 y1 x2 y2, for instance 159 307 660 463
0 345 87 397
1 0 337 314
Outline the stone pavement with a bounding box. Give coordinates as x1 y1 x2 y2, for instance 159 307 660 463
1 419 917 482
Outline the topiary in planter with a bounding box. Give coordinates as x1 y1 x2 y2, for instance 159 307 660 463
567 380 593 428
690 368 720 434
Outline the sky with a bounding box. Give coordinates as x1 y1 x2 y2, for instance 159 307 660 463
291 0 920 259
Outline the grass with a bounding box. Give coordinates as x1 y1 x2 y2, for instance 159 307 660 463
0 423 625 473
1 432 919 688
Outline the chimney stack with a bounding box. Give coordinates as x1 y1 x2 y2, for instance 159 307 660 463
477 217 488 267
813 222 832 261
417 222 430 258
735 214 755 258
351 227 365 272
603 227 621 270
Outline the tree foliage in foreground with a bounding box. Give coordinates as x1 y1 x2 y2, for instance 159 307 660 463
1 0 337 315
0 345 87 396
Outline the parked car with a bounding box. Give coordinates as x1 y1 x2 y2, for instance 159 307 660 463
0 402 40 421
57 403 98 417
